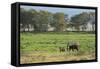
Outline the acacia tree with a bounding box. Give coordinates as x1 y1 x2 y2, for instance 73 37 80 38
38 10 52 32
53 13 66 32
20 8 34 32
29 9 40 32
20 8 27 31
70 14 81 31
70 12 90 31
89 12 95 31
32 10 53 32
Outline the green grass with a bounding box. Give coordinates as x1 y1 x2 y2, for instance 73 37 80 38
20 32 95 64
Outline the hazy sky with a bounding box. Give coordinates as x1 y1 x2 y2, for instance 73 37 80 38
20 5 95 18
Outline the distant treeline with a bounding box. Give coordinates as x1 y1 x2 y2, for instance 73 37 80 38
20 8 95 32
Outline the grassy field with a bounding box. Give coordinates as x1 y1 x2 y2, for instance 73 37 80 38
20 32 95 64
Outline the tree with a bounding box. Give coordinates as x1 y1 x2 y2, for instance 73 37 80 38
20 8 27 31
70 12 90 31
29 9 39 32
53 13 66 32
39 10 52 32
89 12 95 31
20 8 34 32
70 14 81 31
32 10 52 32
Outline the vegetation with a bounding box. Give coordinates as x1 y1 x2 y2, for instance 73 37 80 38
20 32 95 64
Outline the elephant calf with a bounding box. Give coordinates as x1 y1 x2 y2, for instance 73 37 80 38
59 47 66 52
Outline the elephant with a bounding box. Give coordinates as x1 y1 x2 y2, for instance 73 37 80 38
59 47 66 52
67 41 80 51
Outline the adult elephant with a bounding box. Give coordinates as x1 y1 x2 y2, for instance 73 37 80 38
67 41 80 51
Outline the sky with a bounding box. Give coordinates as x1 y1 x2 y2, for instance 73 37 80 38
20 5 95 18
